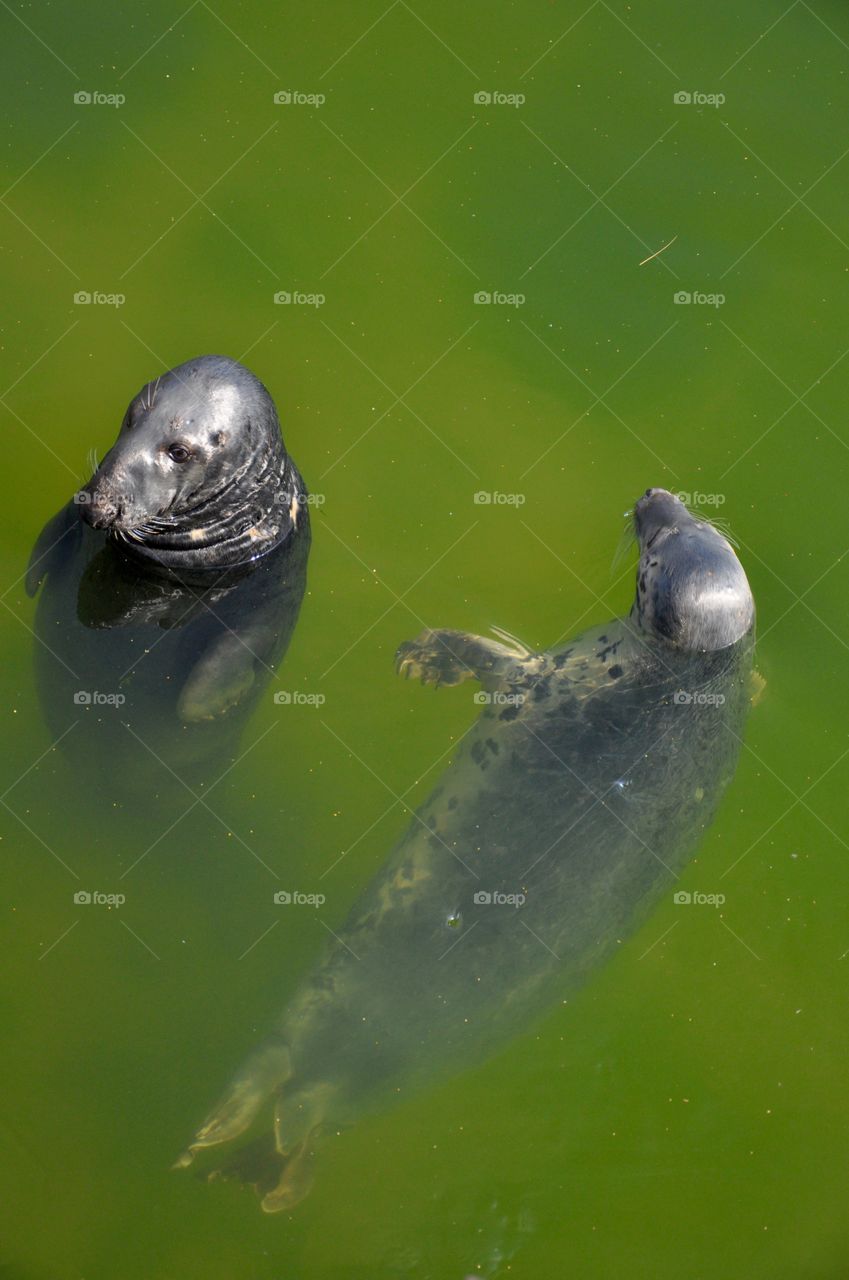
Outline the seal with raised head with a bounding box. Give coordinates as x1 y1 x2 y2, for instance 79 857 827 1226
26 355 310 797
176 488 756 1210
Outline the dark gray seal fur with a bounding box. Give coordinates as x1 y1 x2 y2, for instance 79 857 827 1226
175 488 756 1210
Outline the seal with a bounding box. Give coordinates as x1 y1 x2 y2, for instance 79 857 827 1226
175 488 756 1210
25 355 310 798
76 353 303 569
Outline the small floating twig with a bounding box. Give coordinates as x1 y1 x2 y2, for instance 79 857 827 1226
639 235 678 266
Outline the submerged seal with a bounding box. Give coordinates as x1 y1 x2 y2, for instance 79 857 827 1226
26 355 310 797
176 488 756 1210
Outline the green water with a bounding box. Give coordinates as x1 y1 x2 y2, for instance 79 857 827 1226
2 1 849 1276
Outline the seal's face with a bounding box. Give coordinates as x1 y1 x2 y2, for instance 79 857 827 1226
632 488 754 651
84 359 276 531
79 355 298 568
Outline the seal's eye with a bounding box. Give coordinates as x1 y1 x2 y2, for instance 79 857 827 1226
167 443 191 464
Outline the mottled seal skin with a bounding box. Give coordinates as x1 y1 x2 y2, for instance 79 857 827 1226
176 488 756 1211
25 356 310 798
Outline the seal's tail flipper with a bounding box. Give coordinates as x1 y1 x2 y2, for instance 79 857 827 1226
173 1041 291 1170
202 1132 287 1198
259 1081 338 1213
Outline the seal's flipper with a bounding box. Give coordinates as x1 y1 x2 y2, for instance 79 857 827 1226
25 502 82 597
750 669 767 706
396 628 534 691
177 633 258 722
259 1082 337 1213
173 1041 291 1168
261 1140 315 1213
202 1133 287 1198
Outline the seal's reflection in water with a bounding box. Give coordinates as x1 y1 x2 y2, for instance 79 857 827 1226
26 354 311 806
176 489 756 1212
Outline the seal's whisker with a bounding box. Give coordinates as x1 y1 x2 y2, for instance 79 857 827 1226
679 502 739 548
611 517 637 574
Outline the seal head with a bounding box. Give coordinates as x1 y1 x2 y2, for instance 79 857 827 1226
81 355 302 570
632 487 754 651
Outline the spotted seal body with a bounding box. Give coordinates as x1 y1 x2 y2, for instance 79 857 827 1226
176 489 756 1210
26 356 310 796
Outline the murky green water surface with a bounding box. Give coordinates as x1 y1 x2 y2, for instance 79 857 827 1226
2 2 849 1277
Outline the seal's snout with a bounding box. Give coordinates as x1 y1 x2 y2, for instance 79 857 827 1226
633 486 687 542
82 492 120 529
78 473 126 529
79 466 136 529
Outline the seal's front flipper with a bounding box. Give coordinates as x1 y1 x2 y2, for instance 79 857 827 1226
173 1042 291 1168
177 633 258 722
25 502 82 597
396 627 534 691
750 669 767 706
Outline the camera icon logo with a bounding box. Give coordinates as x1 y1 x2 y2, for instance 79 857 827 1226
273 90 292 104
73 691 92 705
673 690 693 705
273 691 292 705
473 491 492 505
73 291 92 305
673 890 692 905
74 91 92 105
273 291 292 304
73 890 92 904
474 91 492 105
673 291 692 305
673 91 692 104
473 890 492 904
473 291 492 305
273 890 292 904
73 490 91 505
